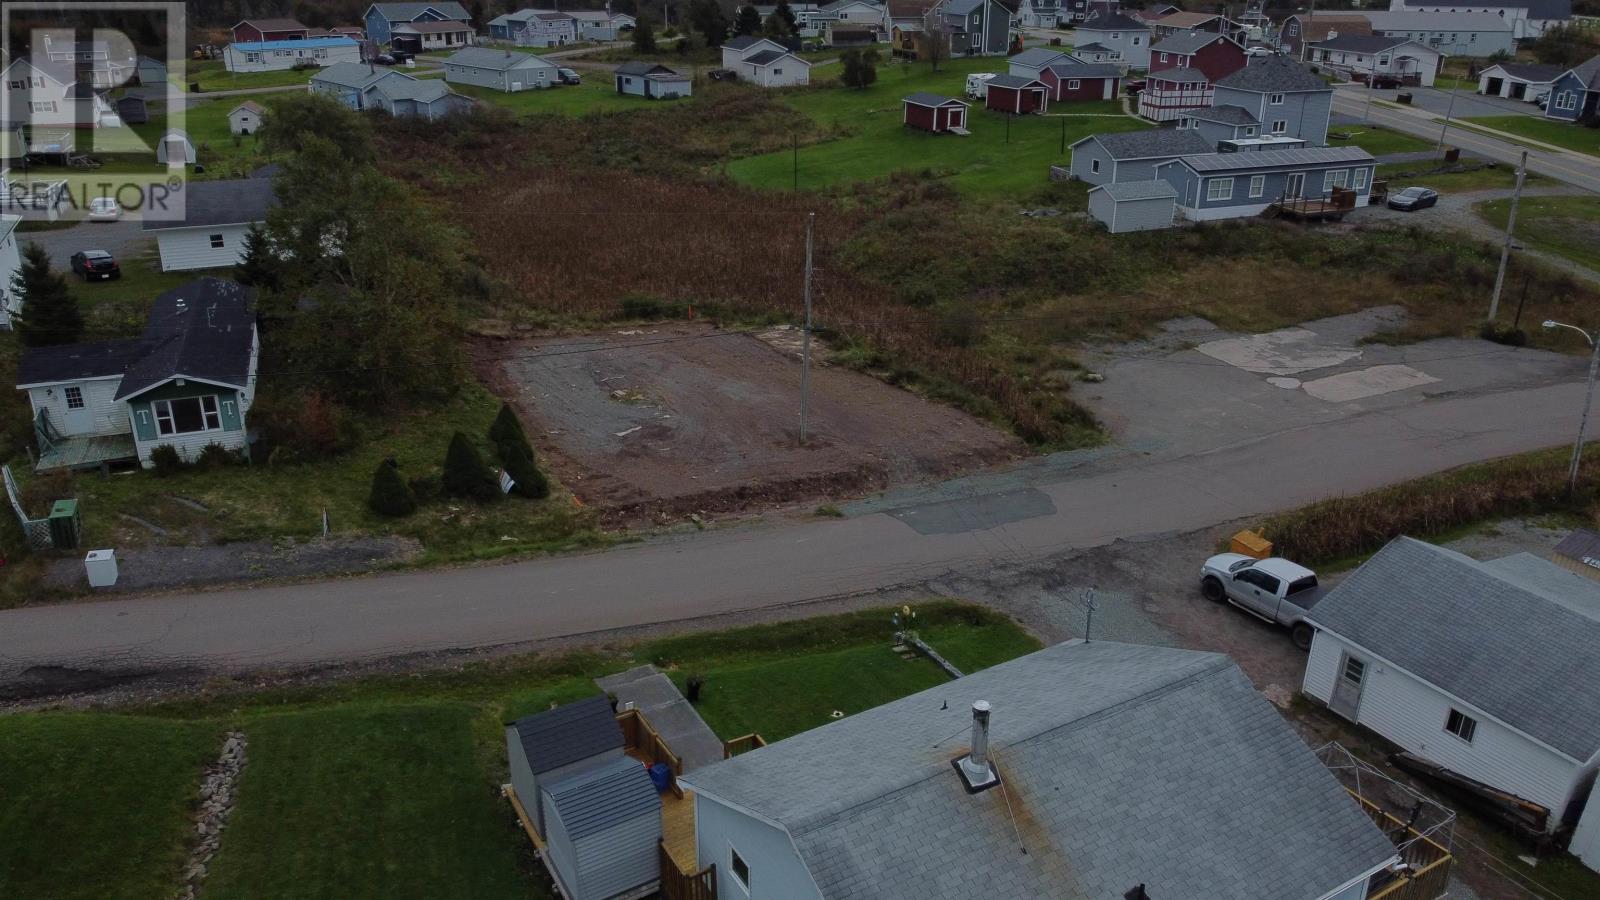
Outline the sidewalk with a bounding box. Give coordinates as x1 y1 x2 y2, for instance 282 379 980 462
596 665 725 773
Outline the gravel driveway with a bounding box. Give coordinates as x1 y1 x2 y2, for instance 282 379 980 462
19 217 152 267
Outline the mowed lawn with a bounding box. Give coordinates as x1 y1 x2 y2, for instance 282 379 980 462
0 603 1039 900
1463 115 1600 158
183 59 320 92
728 57 1150 197
1329 123 1433 156
1477 195 1600 272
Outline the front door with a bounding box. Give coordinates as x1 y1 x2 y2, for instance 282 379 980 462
61 385 93 434
1284 171 1305 200
1329 652 1366 721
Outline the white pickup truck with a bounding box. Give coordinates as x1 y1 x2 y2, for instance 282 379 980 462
1199 554 1325 649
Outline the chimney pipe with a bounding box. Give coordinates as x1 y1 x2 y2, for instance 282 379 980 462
955 699 1000 791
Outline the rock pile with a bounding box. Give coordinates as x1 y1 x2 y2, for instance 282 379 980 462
177 731 247 900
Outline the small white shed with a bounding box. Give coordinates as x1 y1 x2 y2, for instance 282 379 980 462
154 130 196 166
540 755 662 900
1088 180 1178 233
505 695 626 837
228 101 265 136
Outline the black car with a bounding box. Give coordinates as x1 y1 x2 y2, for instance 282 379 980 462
374 53 396 65
1387 186 1439 211
70 250 121 281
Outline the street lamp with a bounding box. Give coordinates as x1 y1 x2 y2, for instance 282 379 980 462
1543 320 1600 494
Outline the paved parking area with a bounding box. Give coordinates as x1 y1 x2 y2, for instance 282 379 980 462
1355 84 1546 120
18 216 151 266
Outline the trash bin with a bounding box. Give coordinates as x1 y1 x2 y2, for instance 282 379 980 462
648 763 674 794
1443 146 1461 163
1230 530 1273 560
85 549 118 588
48 499 80 549
1396 92 1413 104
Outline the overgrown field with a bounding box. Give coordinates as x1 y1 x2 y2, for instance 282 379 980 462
1477 194 1600 273
0 602 1038 900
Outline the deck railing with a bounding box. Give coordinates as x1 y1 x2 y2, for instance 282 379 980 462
658 842 717 900
1347 789 1453 900
616 707 684 778
722 733 766 759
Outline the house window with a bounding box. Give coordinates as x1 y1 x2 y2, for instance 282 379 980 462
1269 92 1284 104
1244 126 1257 136
1325 169 1348 190
31 101 57 113
1206 177 1234 201
64 386 85 409
1111 31 1120 39
1067 79 1080 89
1556 91 1577 111
730 847 751 891
1378 55 1390 66
1159 52 1168 63
773 67 783 75
209 233 226 249
1090 159 1101 174
246 51 262 63
1353 167 1369 190
1445 708 1477 743
1271 119 1287 134
1248 175 1265 198
1341 656 1366 685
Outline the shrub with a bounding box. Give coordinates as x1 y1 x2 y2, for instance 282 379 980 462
442 432 500 501
368 458 418 517
1479 321 1528 346
501 441 550 499
149 445 184 476
619 294 677 320
488 402 528 449
255 389 359 461
196 443 237 470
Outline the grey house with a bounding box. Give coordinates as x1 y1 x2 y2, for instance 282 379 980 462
541 755 662 900
442 46 559 92
1183 104 1261 145
366 75 474 119
309 62 391 109
934 0 1012 57
614 62 692 99
1074 9 1150 69
1067 128 1214 185
1157 146 1377 221
505 695 626 836
1088 180 1178 233
1213 55 1334 147
679 641 1401 900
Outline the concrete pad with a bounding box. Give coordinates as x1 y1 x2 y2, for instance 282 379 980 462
1301 365 1441 403
1196 328 1363 376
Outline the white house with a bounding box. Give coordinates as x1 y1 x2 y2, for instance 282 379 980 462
390 20 477 52
680 640 1402 900
1477 62 1563 102
1384 0 1572 40
1 57 119 136
1363 10 1516 58
142 178 276 272
443 46 560 91
1303 537 1600 872
515 13 579 48
0 215 21 329
223 37 363 73
614 62 692 99
721 36 812 87
1308 35 1441 87
228 101 266 135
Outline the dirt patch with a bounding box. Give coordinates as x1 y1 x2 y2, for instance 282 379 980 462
478 325 1021 524
43 535 422 595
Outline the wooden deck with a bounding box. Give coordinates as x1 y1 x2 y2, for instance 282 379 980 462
661 787 698 874
35 432 136 472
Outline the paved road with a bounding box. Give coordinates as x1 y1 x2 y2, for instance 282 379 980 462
0 374 1588 687
1332 85 1600 194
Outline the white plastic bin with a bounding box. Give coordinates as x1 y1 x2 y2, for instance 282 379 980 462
85 549 118 588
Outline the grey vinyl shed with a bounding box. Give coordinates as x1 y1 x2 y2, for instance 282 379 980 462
506 695 626 836
1089 180 1178 233
541 755 662 900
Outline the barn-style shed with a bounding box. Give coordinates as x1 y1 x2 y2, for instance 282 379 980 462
902 93 970 134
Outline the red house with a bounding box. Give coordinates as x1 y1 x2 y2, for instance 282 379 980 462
1039 62 1122 102
231 18 311 43
903 93 971 134
985 74 1050 115
1149 31 1246 82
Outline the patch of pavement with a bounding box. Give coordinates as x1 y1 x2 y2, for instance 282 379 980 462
884 486 1057 535
1196 328 1364 376
1300 364 1441 403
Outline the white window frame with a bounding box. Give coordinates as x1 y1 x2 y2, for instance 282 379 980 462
1248 175 1265 198
729 843 752 895
1271 119 1288 134
1090 158 1101 174
64 385 85 409
209 233 226 249
153 395 222 437
1206 176 1234 202
1324 169 1348 190
1353 167 1369 190
1269 92 1284 105
1445 708 1477 743
1067 79 1080 90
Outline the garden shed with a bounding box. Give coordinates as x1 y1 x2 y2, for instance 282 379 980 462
154 130 195 166
902 93 969 134
114 95 148 125
1088 180 1178 233
229 101 265 136
984 74 1049 115
505 695 626 837
540 755 662 900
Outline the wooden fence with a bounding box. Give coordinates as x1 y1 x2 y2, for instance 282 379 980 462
722 733 767 759
658 841 717 900
1347 789 1453 900
616 708 684 778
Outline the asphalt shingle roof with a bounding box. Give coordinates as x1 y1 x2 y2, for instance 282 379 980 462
509 695 624 775
723 35 775 51
1569 54 1600 90
1189 103 1259 125
1047 62 1122 79
237 18 308 31
1078 10 1145 30
615 61 682 77
1084 128 1214 159
1553 528 1600 568
544 755 660 841
1094 180 1178 201
311 61 389 90
1216 56 1330 93
1311 34 1412 54
742 48 793 66
1152 30 1227 56
17 340 148 386
1307 537 1600 761
1149 67 1210 83
142 178 276 231
446 47 555 70
116 278 257 400
1487 62 1563 83
370 2 472 23
1009 48 1071 68
682 641 1397 900
986 73 1044 89
903 92 964 106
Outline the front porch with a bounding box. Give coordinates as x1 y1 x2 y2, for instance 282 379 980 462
34 412 137 473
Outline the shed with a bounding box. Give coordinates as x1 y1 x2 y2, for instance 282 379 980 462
114 95 149 125
614 62 692 99
984 74 1049 115
902 93 969 134
1088 180 1178 233
505 695 626 837
154 130 195 166
1550 529 1600 584
540 755 662 900
135 56 168 87
229 101 265 136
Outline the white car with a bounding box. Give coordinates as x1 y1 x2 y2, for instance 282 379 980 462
87 197 120 222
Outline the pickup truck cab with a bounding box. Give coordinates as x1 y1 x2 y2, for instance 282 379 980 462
1199 554 1324 649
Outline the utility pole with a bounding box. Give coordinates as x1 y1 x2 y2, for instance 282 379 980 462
792 132 799 191
1488 150 1528 322
1437 79 1460 156
1543 321 1600 495
799 212 814 445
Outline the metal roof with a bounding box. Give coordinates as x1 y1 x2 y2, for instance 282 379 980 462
445 46 556 70
903 92 966 107
509 695 624 775
1307 537 1600 761
1092 180 1178 201
681 641 1398 900
1215 56 1331 94
1180 146 1374 172
544 755 659 841
1365 11 1513 32
142 178 277 231
1083 128 1214 159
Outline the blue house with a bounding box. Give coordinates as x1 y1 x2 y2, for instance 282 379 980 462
1156 147 1376 222
309 61 390 108
1212 55 1334 147
1545 54 1600 123
364 2 473 46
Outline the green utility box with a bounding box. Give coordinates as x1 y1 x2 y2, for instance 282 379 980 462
48 499 81 550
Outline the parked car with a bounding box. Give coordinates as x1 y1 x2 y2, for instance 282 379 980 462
87 196 120 222
1199 554 1324 649
374 53 396 65
1123 79 1146 96
1387 186 1439 211
70 250 121 281
1244 46 1273 57
557 67 581 85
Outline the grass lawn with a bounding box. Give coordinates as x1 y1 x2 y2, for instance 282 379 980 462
450 80 658 117
1477 195 1600 272
2 603 1039 900
728 58 1148 197
63 243 213 336
1460 115 1600 158
1328 124 1433 156
0 715 221 900
183 59 319 92
1376 161 1529 192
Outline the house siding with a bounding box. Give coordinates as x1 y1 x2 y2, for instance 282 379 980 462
1077 26 1150 69
1162 161 1374 221
506 738 625 836
1544 71 1592 122
1304 630 1589 829
223 42 361 73
154 224 255 272
1214 84 1332 146
127 380 250 467
310 79 366 109
444 59 556 91
0 224 21 328
568 812 661 899
228 108 262 135
693 793 822 900
542 792 582 899
27 378 126 438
